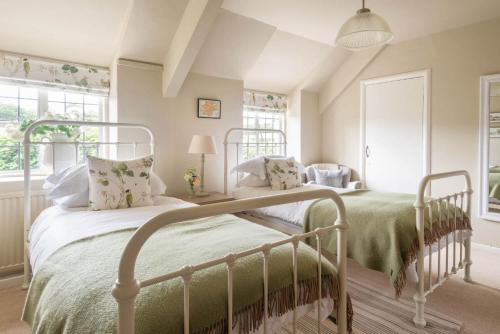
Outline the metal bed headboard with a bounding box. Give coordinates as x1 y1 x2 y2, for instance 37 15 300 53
22 119 155 288
223 127 287 195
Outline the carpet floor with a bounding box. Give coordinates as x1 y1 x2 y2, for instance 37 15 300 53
1 243 499 334
282 279 461 334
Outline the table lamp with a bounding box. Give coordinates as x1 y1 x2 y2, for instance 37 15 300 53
188 135 218 197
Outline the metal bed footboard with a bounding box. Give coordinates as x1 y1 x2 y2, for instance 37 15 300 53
112 189 349 334
413 170 473 328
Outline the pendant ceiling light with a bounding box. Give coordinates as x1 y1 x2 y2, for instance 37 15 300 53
336 0 393 51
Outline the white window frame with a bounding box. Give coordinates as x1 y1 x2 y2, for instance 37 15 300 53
242 98 286 160
0 84 108 177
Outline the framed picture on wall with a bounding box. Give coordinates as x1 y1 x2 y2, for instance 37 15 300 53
197 98 221 119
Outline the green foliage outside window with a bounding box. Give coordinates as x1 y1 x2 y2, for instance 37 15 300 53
0 106 85 172
0 103 39 171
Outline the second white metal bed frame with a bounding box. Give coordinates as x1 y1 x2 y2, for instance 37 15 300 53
22 120 349 334
223 127 473 328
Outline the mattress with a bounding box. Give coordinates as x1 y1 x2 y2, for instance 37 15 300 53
26 196 338 334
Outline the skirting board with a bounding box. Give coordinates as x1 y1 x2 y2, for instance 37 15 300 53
472 241 500 254
0 274 23 290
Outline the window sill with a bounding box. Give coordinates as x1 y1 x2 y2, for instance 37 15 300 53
0 175 46 183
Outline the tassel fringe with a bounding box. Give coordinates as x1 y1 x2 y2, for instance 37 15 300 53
195 275 353 334
394 215 472 297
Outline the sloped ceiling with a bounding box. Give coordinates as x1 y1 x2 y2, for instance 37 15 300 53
2 0 500 94
190 10 276 81
242 30 336 93
190 10 346 94
193 0 500 93
0 0 130 66
222 0 500 46
118 0 188 64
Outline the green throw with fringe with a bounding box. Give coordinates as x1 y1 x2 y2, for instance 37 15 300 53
23 214 352 333
304 190 471 297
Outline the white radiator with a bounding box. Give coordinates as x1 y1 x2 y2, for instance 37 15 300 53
0 191 49 276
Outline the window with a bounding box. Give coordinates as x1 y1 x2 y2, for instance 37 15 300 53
242 91 287 161
0 82 107 174
0 85 38 172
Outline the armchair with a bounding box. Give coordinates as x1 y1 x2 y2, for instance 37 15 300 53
305 163 362 190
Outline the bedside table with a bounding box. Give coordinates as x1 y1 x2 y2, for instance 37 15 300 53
173 192 235 205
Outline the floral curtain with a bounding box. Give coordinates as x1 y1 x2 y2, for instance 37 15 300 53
243 90 287 111
0 52 110 95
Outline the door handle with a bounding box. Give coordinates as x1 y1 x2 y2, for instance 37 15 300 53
365 145 370 158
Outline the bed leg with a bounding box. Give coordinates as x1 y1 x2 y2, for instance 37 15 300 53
463 236 472 283
413 294 427 328
22 246 31 290
463 188 472 283
413 202 426 328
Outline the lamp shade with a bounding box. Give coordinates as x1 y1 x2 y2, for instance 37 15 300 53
188 135 218 154
336 8 393 51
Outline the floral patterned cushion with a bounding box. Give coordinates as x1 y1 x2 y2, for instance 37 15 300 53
264 157 302 190
88 155 154 210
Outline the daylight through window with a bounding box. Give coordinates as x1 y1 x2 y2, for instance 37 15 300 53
242 90 287 161
0 83 106 174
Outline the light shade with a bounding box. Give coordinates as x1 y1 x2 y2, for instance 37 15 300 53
188 135 218 154
336 8 393 51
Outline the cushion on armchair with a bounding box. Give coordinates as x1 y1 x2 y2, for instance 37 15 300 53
306 163 354 188
313 168 343 187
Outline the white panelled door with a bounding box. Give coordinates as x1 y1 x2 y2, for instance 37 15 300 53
362 72 428 194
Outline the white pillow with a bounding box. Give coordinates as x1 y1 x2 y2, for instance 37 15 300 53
43 165 78 190
150 172 167 195
231 155 293 181
314 168 343 188
231 156 267 180
53 191 89 208
44 163 167 208
46 165 89 208
264 157 302 190
88 155 154 210
237 173 270 187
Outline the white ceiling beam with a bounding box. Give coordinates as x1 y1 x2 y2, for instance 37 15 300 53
319 45 386 113
162 0 223 97
111 0 135 63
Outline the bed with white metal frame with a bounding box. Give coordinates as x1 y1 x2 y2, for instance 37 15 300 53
22 120 349 334
223 127 473 328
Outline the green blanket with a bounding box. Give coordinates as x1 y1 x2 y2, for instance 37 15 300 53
23 214 352 333
304 190 471 297
489 171 500 200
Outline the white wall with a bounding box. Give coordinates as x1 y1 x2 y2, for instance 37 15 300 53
287 88 301 160
300 90 321 165
286 88 321 165
321 17 500 247
115 61 243 195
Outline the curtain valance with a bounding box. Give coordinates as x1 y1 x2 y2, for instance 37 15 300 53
243 90 287 111
0 52 110 96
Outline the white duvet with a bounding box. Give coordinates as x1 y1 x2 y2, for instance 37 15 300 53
233 184 354 226
28 196 196 274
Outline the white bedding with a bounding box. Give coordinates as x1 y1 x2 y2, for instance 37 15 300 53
28 196 196 274
28 195 334 332
233 184 354 226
